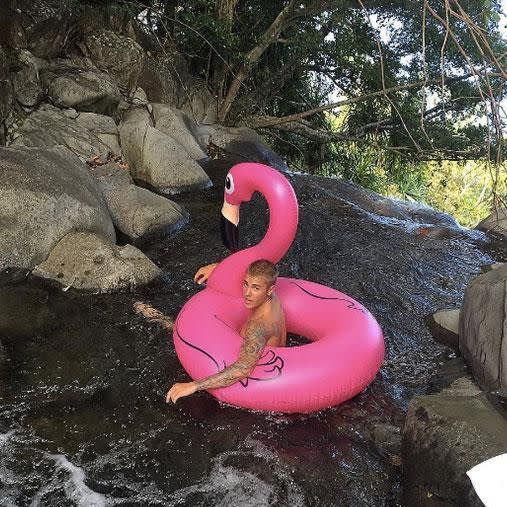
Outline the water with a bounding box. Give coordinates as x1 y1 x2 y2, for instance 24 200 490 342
0 160 504 506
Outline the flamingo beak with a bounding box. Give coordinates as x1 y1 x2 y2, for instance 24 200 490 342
220 201 240 252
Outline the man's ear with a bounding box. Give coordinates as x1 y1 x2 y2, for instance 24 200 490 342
267 284 274 297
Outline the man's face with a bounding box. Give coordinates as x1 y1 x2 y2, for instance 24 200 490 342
242 273 273 309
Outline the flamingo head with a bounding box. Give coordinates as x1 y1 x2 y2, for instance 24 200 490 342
220 165 255 252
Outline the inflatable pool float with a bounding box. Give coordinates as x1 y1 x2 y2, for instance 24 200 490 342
173 163 384 413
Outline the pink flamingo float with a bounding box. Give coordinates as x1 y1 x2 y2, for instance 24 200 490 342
173 162 384 413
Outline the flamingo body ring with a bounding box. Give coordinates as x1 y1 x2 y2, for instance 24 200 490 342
173 163 384 413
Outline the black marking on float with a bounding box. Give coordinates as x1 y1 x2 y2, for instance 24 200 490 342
290 282 366 313
238 350 285 388
175 323 221 372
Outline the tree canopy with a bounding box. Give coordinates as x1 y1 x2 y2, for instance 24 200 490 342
114 0 506 170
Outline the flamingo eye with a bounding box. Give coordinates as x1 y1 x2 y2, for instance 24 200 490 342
225 174 235 194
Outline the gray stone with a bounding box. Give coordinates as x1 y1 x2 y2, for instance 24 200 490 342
180 81 217 124
41 62 121 115
477 207 507 238
93 163 189 241
427 308 460 350
152 103 207 161
33 232 161 292
119 107 211 194
197 124 289 173
11 104 112 162
79 30 144 92
12 49 44 107
402 377 507 506
481 262 505 273
0 146 115 271
460 265 507 391
75 112 121 154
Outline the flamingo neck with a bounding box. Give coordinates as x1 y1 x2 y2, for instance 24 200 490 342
208 166 299 298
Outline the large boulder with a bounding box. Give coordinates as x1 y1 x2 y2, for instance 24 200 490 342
0 146 115 271
197 125 289 173
476 207 507 239
11 50 45 108
119 107 211 194
79 30 144 92
152 103 207 161
32 232 161 292
426 308 460 350
74 111 121 154
40 61 121 115
459 265 507 391
93 163 189 242
11 104 112 162
402 377 507 506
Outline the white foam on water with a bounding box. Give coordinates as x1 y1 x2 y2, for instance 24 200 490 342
168 435 305 507
30 453 107 507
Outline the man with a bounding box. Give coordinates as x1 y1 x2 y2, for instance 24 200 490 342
166 259 286 403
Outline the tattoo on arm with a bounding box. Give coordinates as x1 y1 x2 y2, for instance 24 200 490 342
194 320 269 391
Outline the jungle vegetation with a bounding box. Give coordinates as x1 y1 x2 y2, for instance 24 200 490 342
97 0 507 224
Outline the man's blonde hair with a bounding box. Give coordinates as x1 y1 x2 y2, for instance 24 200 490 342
247 259 278 286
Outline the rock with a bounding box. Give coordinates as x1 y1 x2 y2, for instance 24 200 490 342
12 50 45 107
11 104 112 162
476 207 507 238
480 262 504 273
0 146 115 271
41 61 121 115
79 30 144 92
138 53 190 106
152 103 207 161
180 80 217 124
197 124 289 172
426 308 460 349
460 265 507 392
27 13 74 59
0 5 28 49
75 112 121 154
402 377 507 506
33 232 161 292
0 79 13 144
119 108 211 194
93 163 189 242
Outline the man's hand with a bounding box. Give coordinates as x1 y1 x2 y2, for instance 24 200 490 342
166 382 197 403
193 263 218 285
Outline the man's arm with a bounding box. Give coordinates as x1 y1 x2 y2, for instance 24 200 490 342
166 319 269 403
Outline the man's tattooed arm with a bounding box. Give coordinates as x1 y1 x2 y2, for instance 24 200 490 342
193 319 269 391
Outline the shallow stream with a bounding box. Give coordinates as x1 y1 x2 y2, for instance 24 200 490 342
0 160 504 506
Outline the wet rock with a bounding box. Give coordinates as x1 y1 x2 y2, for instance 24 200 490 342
480 262 504 273
152 103 207 161
402 377 507 506
476 207 507 239
459 264 507 391
40 61 121 115
10 104 112 162
93 163 189 242
32 232 161 292
426 308 460 350
74 111 121 155
0 145 114 271
79 30 144 92
197 125 288 172
119 108 211 194
372 423 402 457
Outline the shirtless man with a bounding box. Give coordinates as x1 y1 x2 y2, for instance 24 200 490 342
166 259 286 403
